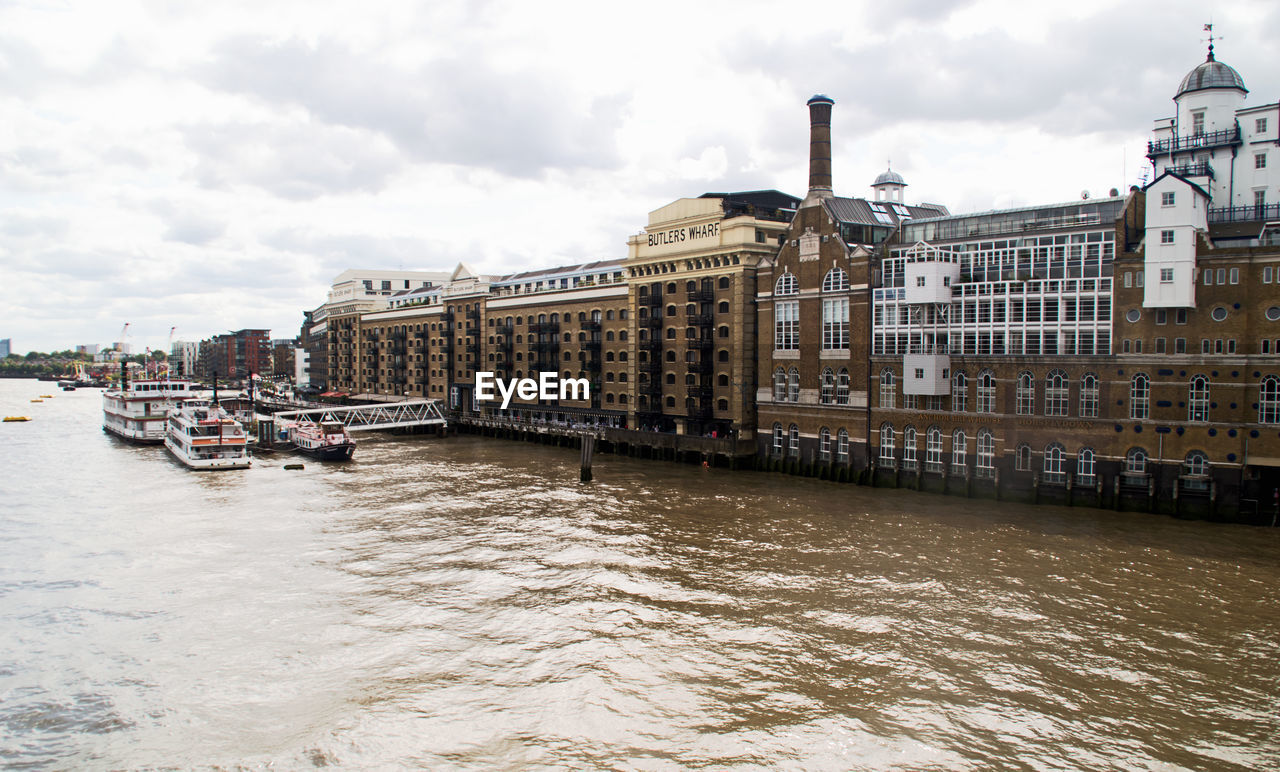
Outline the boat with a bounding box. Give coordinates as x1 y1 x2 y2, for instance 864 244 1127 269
102 364 196 444
164 399 251 470
4 416 31 422
287 420 356 461
30 399 43 403
39 394 54 399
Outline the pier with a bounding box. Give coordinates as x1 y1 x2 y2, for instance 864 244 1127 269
273 400 448 432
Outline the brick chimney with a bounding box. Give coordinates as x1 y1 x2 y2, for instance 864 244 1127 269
803 94 834 207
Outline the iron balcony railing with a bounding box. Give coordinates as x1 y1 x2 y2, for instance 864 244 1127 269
1147 125 1241 156
687 288 715 302
1208 203 1280 223
688 313 714 327
580 320 601 332
1163 161 1214 179
643 315 663 328
641 293 662 307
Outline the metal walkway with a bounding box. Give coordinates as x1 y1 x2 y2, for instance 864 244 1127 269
273 400 447 432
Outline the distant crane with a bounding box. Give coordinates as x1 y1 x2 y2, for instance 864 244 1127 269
166 326 176 375
117 322 130 355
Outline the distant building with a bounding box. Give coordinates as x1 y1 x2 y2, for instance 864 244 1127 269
0 339 10 358
270 338 298 379
170 341 198 376
75 344 100 356
195 329 270 380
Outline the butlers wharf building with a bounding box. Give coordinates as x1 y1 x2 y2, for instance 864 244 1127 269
303 44 1280 524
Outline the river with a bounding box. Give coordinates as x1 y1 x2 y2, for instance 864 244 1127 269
1 379 1278 769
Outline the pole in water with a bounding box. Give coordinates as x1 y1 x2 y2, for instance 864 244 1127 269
580 434 594 482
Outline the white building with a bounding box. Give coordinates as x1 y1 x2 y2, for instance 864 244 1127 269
170 341 198 376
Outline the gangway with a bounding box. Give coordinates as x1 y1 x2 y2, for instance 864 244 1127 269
273 400 447 432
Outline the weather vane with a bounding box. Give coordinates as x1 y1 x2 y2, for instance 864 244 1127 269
1202 22 1220 61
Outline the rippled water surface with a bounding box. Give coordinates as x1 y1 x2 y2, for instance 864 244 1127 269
2 379 1279 770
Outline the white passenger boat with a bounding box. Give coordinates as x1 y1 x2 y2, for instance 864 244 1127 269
102 373 196 444
287 420 356 461
164 400 251 470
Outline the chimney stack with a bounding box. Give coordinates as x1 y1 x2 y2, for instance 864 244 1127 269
803 94 834 207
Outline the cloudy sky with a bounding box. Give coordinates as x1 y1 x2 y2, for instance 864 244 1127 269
3 0 1277 354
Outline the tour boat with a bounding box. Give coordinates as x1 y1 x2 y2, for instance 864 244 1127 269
164 399 251 470
102 373 196 444
287 420 356 461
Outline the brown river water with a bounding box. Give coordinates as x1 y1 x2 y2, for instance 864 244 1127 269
1 379 1278 770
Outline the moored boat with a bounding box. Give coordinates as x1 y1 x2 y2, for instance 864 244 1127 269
102 365 195 444
164 400 251 470
287 420 356 461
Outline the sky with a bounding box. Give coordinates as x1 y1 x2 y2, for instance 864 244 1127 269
3 0 1278 354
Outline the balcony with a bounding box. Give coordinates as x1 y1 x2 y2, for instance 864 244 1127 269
688 359 713 374
687 288 715 302
441 311 455 324
685 385 712 400
529 322 560 335
1208 203 1280 224
641 293 662 308
585 359 602 373
1163 161 1214 179
642 360 662 375
643 315 663 329
497 324 513 337
581 320 601 333
1147 125 1241 156
689 337 713 351
465 326 480 338
688 313 714 327
584 338 602 352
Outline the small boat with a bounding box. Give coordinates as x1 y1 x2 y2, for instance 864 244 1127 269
39 394 54 399
30 399 43 403
61 385 76 392
287 420 356 461
164 399 251 470
3 416 31 422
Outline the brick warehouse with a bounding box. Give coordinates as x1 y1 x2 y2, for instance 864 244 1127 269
305 44 1280 523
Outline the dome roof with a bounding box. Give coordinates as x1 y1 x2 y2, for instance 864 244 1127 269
873 168 905 187
1176 54 1247 99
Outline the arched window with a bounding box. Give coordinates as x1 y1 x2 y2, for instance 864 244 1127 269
836 429 850 463
951 429 967 473
775 272 798 295
879 423 896 465
977 369 996 413
952 370 967 412
1183 450 1210 490
1045 369 1068 416
819 427 832 461
1016 371 1035 415
1043 442 1066 483
787 367 800 402
925 426 944 473
1130 374 1150 420
820 368 834 404
902 426 918 470
880 368 897 409
1080 373 1099 418
1015 443 1032 471
822 267 849 292
771 423 784 458
787 424 800 458
1077 448 1096 486
976 429 995 478
836 368 850 405
773 368 786 402
1188 375 1210 422
1262 376 1280 423
1125 447 1148 477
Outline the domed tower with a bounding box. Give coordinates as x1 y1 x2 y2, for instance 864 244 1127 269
1173 40 1247 142
871 166 906 203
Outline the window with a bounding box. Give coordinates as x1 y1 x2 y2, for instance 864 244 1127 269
903 427 918 471
879 423 896 465
1043 443 1066 484
1261 376 1280 423
773 368 786 401
819 428 831 462
771 423 784 458
1266 267 1275 284
1160 230 1175 244
1230 267 1239 285
1211 306 1228 322
820 368 834 404
977 370 996 414
1130 374 1150 420
1015 444 1032 472
1188 375 1209 422
976 430 995 478
1156 310 1167 325
1257 117 1268 134
1191 110 1205 136
1125 447 1148 477
836 368 850 405
1204 269 1213 286
1045 369 1069 416
837 429 849 463
880 368 896 409
1077 448 1096 487
1176 309 1187 325
1256 153 1268 170
1257 190 1268 209
1160 268 1174 283
952 371 967 412
1183 451 1210 491
1161 191 1175 206
925 427 944 473
787 367 800 403
775 301 799 350
775 272 797 296
822 267 849 292
1016 371 1034 415
787 424 800 458
951 429 967 473
822 298 849 349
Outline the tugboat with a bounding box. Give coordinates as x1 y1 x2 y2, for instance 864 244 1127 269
102 362 194 444
164 379 250 471
287 420 356 461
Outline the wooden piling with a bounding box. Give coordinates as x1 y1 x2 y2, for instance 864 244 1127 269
580 434 594 482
